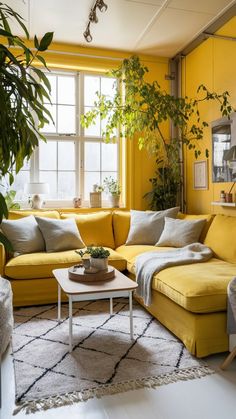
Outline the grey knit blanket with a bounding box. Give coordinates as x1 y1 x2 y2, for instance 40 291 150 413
227 277 236 334
135 243 213 306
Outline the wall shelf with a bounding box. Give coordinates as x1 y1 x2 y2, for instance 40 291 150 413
211 201 236 207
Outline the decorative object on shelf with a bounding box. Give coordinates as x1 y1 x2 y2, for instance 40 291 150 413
73 197 81 208
68 265 115 282
193 160 208 190
103 177 121 208
76 246 110 271
90 192 101 208
220 190 226 203
24 182 49 209
83 0 108 43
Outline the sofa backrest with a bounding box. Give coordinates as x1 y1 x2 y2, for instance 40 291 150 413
204 214 236 263
60 211 115 249
112 211 131 248
8 210 60 220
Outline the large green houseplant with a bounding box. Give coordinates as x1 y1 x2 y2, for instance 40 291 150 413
0 2 53 248
81 55 233 210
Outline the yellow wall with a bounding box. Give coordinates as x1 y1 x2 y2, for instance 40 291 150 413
183 17 236 216
34 42 170 210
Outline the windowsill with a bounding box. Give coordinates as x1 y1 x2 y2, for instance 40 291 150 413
16 200 126 210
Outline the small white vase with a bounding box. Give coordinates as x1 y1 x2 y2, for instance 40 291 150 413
90 257 108 271
109 194 120 208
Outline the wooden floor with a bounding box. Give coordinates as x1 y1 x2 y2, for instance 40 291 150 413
1 346 236 419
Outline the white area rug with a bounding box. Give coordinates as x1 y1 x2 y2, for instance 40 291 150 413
12 298 213 414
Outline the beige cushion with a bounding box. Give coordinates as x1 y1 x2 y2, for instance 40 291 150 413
1 215 45 255
156 217 206 247
35 217 85 252
126 207 180 245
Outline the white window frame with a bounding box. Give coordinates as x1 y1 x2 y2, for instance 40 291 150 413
16 70 119 208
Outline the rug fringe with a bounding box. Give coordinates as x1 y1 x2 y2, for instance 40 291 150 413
13 365 214 415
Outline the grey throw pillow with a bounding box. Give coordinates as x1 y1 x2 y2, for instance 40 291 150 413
35 217 85 252
156 217 206 247
1 215 45 255
125 207 180 245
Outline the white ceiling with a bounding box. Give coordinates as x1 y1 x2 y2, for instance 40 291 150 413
4 0 236 57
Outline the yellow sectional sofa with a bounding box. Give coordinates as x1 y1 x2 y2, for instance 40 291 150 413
1 209 235 358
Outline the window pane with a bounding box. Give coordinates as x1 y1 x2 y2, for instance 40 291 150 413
84 76 100 106
41 104 56 133
101 77 117 99
12 171 30 200
84 172 101 200
39 141 57 170
58 76 75 105
58 172 75 199
46 74 57 103
40 171 57 199
84 107 100 136
58 105 76 134
58 141 75 170
84 142 100 171
101 143 118 171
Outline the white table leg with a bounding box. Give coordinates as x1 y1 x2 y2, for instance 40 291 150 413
110 297 113 315
129 291 134 340
69 295 73 352
58 283 61 323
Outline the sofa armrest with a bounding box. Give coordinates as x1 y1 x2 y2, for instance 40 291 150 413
0 243 6 276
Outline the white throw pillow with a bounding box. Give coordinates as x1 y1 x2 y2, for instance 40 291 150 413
156 217 206 247
125 207 180 245
1 215 45 255
35 216 85 252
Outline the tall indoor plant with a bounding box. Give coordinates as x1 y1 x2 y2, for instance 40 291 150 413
81 55 233 210
0 2 53 248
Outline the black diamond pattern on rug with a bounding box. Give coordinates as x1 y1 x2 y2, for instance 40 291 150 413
12 298 210 409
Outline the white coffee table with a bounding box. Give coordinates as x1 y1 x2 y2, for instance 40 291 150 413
53 267 138 352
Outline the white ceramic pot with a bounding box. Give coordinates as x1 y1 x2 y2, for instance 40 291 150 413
109 194 120 208
90 257 108 271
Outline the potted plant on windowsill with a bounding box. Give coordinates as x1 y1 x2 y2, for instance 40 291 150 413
103 177 121 208
76 246 110 271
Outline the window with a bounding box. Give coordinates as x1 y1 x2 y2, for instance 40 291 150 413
11 71 119 204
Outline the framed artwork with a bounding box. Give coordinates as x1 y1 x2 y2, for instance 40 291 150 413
193 160 208 190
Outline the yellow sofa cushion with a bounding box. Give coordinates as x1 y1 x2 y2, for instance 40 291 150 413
5 248 126 279
8 210 60 220
177 213 214 242
60 211 115 249
204 214 236 263
116 245 235 313
112 211 131 248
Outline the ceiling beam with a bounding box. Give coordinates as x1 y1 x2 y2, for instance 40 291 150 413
173 1 236 58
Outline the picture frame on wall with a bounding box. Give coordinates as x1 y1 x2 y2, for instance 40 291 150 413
193 160 208 190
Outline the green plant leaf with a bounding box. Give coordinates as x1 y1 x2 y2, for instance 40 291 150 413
0 231 13 252
38 32 54 51
0 192 8 220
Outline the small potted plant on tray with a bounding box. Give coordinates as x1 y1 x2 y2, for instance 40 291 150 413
76 246 110 271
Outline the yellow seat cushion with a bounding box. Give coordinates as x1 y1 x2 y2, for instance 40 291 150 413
60 211 115 249
177 213 214 242
204 214 236 263
5 248 126 279
113 211 131 247
153 258 235 313
116 245 235 313
8 210 60 220
115 244 170 273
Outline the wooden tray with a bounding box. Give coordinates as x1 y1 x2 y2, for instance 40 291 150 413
68 265 115 283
